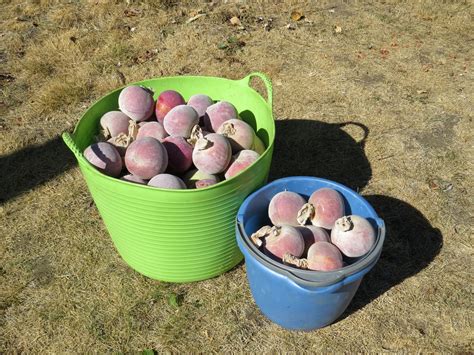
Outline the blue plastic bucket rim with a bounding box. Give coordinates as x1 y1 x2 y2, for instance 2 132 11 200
236 176 386 287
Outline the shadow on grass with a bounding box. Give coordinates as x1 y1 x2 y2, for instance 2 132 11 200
340 194 442 319
0 135 76 203
269 119 371 191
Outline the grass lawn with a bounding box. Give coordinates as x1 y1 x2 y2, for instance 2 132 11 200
1 0 472 352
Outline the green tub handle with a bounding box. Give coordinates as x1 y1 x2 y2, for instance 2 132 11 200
62 132 84 161
239 72 273 108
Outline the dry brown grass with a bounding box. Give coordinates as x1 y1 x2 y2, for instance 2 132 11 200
1 0 473 352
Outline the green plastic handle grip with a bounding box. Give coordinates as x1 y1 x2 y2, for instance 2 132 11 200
62 132 82 160
239 72 273 108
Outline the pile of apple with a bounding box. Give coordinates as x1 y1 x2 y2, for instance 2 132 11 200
84 86 265 189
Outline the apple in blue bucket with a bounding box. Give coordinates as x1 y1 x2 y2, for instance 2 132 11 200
250 187 376 271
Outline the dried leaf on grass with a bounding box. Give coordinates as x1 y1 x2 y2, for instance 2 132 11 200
380 48 390 59
189 9 204 17
291 10 304 21
230 16 241 26
124 8 141 17
186 13 206 24
428 179 453 192
168 293 179 308
168 293 184 308
133 49 158 64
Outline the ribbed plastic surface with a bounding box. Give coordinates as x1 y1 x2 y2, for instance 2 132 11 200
63 73 275 282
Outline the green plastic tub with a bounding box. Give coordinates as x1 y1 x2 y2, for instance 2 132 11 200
63 72 275 282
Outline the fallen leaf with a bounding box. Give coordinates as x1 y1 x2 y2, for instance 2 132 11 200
380 48 389 58
189 9 203 17
168 293 180 308
291 10 304 21
133 49 158 64
186 13 206 24
124 8 141 17
334 25 342 33
428 178 453 192
422 64 433 72
230 16 241 26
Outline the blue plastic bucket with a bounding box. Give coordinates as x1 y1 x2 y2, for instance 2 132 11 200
236 176 385 330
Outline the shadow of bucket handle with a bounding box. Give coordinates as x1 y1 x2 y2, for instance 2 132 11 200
337 121 369 148
238 72 273 108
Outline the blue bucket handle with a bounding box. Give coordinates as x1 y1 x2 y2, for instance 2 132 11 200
238 72 273 108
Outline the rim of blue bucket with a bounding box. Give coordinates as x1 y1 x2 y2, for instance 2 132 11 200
236 176 386 287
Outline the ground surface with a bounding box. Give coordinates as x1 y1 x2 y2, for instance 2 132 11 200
1 0 473 353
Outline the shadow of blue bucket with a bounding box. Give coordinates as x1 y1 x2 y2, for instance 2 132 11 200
236 176 386 331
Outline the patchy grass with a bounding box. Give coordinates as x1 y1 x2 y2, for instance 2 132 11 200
1 0 473 352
